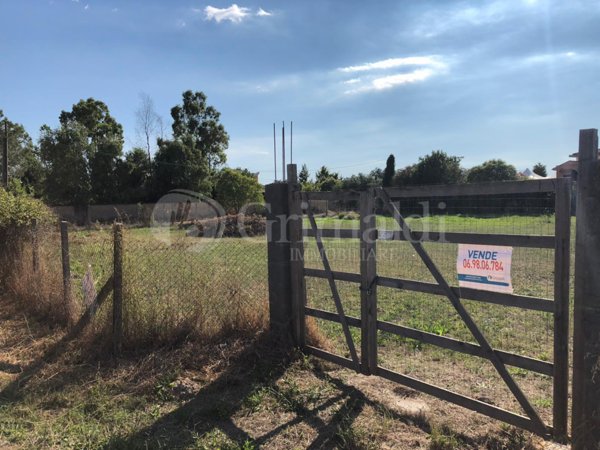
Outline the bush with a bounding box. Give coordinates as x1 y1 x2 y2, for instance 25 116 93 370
193 214 266 238
0 186 52 229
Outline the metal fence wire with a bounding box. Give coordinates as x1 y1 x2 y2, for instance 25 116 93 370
120 226 268 346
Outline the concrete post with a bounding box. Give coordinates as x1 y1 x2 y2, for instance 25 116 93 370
265 181 293 340
572 128 600 449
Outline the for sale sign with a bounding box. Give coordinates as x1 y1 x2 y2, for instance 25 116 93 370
456 244 513 293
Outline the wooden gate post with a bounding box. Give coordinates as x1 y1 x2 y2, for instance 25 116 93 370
572 128 600 448
553 176 571 441
265 177 293 342
360 189 377 375
60 220 73 325
113 223 124 355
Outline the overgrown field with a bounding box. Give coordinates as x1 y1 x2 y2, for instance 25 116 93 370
0 213 572 448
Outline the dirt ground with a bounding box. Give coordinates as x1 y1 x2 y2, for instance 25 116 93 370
0 298 568 449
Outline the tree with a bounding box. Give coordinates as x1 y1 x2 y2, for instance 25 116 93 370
382 154 395 187
39 122 92 206
59 98 124 203
152 138 210 197
171 90 228 174
116 147 151 203
314 166 340 191
467 159 518 183
0 111 44 195
152 91 229 197
135 92 161 164
393 165 416 186
299 164 310 184
214 168 263 213
411 150 463 185
533 162 547 177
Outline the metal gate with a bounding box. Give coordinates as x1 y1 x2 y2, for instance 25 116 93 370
291 178 572 440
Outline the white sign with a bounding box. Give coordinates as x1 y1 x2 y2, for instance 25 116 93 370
456 244 513 293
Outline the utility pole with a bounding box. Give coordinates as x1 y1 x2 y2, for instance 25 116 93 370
2 121 8 189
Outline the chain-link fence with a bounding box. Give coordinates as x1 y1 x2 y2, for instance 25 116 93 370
1 218 269 350
121 226 268 347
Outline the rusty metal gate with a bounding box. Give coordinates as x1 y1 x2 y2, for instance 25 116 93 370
290 178 572 440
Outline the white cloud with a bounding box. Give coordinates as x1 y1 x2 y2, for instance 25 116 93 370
339 56 444 73
344 78 361 85
204 4 251 23
337 55 448 94
84 4 89 10
371 69 435 90
256 7 272 17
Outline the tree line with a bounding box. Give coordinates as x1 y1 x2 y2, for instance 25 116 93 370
0 91 262 212
299 152 548 192
2 90 549 210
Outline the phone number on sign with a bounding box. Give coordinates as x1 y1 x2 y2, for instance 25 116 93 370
462 259 504 271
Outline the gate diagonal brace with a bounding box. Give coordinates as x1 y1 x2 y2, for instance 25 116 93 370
375 187 547 435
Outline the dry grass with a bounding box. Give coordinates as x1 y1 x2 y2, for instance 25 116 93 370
1 228 70 326
1 224 270 351
0 301 560 449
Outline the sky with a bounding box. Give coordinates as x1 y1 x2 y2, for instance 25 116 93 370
1 0 599 183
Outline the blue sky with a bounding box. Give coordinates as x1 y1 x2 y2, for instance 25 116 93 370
1 0 599 183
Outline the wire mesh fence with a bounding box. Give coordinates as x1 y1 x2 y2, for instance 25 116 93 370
1 219 269 349
121 227 268 347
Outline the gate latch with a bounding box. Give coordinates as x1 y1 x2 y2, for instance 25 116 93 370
360 276 378 295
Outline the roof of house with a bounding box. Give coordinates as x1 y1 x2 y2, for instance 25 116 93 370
552 160 578 171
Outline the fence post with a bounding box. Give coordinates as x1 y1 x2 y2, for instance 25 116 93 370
287 164 306 347
360 189 377 375
32 219 39 273
553 176 571 441
113 223 123 355
60 221 73 324
265 178 293 342
572 128 600 448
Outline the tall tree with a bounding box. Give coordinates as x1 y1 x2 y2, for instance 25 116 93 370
382 154 395 187
59 98 124 203
412 150 464 185
135 92 161 164
170 90 228 175
152 91 229 197
467 159 517 183
299 164 310 184
0 110 44 194
532 162 547 177
39 122 91 206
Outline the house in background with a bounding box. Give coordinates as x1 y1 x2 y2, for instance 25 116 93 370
553 152 580 180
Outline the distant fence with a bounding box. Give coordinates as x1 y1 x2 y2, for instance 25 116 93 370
51 201 228 225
